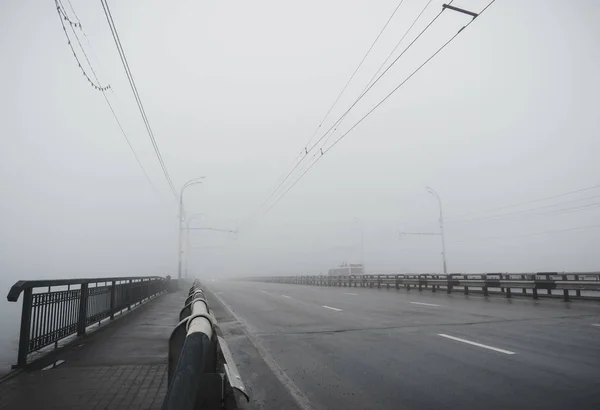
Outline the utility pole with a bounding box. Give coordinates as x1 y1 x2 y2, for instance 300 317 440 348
426 186 448 275
177 177 205 280
397 187 449 275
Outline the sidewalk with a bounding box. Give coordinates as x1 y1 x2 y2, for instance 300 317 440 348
0 287 187 410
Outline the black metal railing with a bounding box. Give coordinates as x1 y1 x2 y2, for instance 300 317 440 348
6 276 168 368
250 272 600 302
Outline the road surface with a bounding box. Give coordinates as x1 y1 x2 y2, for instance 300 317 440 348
206 279 600 410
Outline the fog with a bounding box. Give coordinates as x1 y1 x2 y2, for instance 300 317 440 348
1 0 599 372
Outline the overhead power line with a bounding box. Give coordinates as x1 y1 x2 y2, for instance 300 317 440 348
447 194 600 224
54 1 110 91
263 1 496 216
100 0 178 199
318 0 439 151
260 1 451 215
257 0 408 215
452 224 600 243
55 1 171 209
447 184 600 220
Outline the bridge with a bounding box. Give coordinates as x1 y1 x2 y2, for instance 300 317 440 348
2 273 600 409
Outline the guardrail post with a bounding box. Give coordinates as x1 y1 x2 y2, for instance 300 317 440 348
446 275 452 294
482 274 488 296
563 275 571 302
110 280 117 319
77 283 89 336
15 288 33 368
575 275 581 297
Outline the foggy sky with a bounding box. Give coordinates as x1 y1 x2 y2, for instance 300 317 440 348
1 0 599 291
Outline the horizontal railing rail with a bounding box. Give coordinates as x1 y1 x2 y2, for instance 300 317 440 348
6 276 168 368
247 272 600 302
164 280 248 410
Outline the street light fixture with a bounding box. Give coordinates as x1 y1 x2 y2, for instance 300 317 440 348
426 186 448 275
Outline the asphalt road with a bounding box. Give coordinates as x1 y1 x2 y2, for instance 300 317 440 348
207 279 600 410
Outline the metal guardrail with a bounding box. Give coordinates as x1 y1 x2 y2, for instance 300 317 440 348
163 280 248 410
6 276 168 368
251 272 600 302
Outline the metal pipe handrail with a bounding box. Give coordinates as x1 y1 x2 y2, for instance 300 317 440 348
7 276 165 302
163 294 213 410
165 280 248 409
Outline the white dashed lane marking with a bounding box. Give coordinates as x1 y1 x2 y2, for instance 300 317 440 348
410 302 441 307
437 334 516 355
322 305 342 312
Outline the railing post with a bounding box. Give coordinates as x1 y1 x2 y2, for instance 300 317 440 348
110 280 117 319
128 280 133 310
77 283 89 336
15 288 33 368
446 274 452 294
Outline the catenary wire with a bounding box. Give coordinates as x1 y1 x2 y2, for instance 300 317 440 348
256 0 408 214
262 0 496 216
259 3 451 214
100 0 178 198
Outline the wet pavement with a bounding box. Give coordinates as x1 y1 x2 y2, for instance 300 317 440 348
207 280 600 410
0 288 187 410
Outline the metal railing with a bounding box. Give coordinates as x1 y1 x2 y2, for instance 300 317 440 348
6 276 168 368
163 280 248 410
251 272 600 302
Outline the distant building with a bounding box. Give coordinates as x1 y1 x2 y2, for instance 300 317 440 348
327 262 364 276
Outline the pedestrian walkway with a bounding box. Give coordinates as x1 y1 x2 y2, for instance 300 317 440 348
0 287 187 410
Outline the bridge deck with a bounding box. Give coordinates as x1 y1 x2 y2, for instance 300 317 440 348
0 287 187 410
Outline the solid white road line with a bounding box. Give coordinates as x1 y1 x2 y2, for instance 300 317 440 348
322 305 342 312
343 292 358 296
410 302 440 307
437 334 516 355
281 295 292 299
592 324 600 327
261 290 267 293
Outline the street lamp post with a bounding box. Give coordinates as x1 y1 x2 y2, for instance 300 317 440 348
426 187 448 275
178 177 205 280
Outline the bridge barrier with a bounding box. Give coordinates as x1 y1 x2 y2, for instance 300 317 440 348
6 276 168 368
163 280 248 410
248 272 600 302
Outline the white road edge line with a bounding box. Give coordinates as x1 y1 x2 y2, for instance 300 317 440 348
592 324 600 327
437 334 515 355
410 302 441 307
343 292 358 296
281 295 292 299
322 305 342 312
